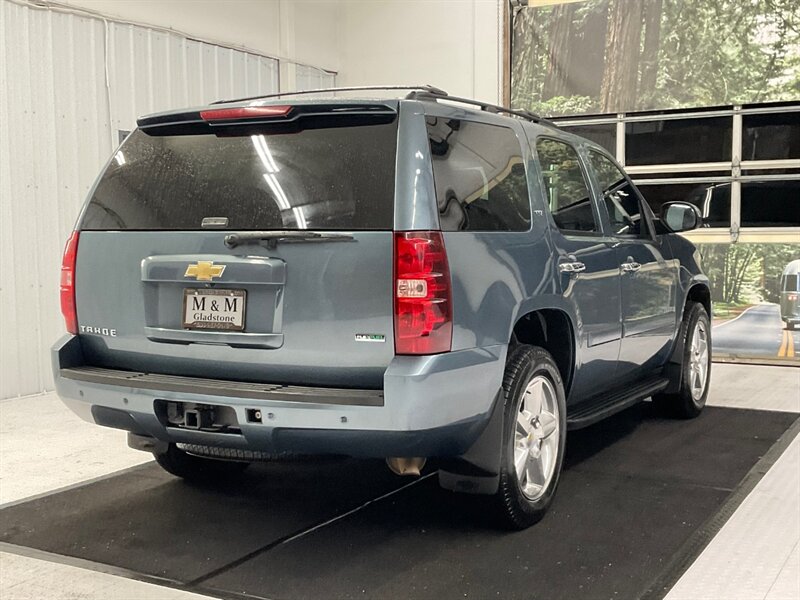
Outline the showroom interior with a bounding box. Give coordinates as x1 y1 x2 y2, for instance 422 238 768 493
1 0 798 598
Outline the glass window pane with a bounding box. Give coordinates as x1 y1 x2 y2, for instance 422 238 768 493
426 118 531 232
741 180 800 227
83 122 398 231
535 138 597 233
560 123 616 154
698 242 800 361
636 182 731 228
626 117 732 165
588 150 648 237
743 112 800 161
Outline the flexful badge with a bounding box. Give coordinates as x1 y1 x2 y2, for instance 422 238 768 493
184 261 226 281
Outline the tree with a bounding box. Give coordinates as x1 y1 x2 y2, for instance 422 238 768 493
542 3 579 99
511 0 800 117
599 0 643 112
639 0 663 105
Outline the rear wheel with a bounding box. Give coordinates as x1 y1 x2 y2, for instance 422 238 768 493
492 345 567 529
153 443 249 482
787 322 796 331
654 301 711 418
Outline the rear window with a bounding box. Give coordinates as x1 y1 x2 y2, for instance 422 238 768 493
81 120 398 231
783 274 799 292
426 117 531 232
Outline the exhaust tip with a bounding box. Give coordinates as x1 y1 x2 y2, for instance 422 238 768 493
386 457 427 476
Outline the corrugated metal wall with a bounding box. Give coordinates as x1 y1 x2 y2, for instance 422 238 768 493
0 1 289 398
296 64 335 91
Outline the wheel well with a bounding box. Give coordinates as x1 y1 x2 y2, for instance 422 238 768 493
512 309 574 395
686 284 711 317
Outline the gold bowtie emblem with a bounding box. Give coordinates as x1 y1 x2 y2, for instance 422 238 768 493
184 261 226 281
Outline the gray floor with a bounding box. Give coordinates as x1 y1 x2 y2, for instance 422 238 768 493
0 363 798 599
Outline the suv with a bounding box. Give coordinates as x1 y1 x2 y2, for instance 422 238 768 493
53 86 712 529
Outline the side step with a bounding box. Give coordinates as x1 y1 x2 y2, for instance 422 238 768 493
566 377 669 430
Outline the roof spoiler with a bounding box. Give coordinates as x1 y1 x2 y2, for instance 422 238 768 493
137 102 398 134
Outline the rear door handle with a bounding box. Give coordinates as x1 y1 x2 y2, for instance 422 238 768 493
559 261 586 274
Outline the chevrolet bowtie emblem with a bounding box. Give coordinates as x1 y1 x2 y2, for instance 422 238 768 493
184 261 226 281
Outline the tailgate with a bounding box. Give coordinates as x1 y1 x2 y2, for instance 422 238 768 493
74 104 399 388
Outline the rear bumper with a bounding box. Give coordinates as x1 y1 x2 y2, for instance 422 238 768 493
52 335 506 457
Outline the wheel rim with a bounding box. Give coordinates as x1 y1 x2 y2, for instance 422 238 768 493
689 320 710 401
514 374 560 501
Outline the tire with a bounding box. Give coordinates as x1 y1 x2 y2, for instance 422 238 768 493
787 322 796 331
153 443 249 482
492 345 567 530
654 301 711 419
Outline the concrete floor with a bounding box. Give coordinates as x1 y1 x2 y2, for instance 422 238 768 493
0 362 798 599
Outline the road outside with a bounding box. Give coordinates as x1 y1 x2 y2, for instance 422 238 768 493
713 303 798 359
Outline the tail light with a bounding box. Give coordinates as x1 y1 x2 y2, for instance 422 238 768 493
60 231 79 334
788 293 798 301
394 231 452 354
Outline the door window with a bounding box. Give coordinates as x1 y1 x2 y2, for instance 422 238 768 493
535 138 598 234
588 150 649 237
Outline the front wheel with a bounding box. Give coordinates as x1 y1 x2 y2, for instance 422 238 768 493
492 345 567 529
654 301 711 418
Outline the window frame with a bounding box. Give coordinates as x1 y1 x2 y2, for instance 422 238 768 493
584 145 657 241
532 135 605 237
551 104 800 241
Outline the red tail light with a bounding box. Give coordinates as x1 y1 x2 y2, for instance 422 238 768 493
60 231 79 334
789 293 798 301
200 105 292 121
394 231 452 355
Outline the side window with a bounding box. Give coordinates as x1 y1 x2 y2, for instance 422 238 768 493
588 150 649 237
426 117 531 232
535 138 598 233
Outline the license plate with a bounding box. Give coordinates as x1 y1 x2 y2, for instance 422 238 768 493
183 289 246 331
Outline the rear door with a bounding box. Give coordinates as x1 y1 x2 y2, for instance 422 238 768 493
533 136 623 403
586 149 679 380
74 103 400 388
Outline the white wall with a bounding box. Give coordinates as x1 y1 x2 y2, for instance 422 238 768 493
0 0 335 399
59 0 341 76
337 0 502 103
0 0 505 399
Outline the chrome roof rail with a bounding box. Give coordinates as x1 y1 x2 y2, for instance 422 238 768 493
407 89 557 128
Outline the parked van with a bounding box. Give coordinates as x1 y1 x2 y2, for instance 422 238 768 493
780 260 800 330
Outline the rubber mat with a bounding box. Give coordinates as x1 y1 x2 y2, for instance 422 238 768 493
1 406 797 600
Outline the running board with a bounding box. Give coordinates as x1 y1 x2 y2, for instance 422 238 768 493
566 377 669 430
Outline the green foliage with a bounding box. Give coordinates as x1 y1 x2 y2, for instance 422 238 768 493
698 242 800 305
519 95 596 116
511 0 800 116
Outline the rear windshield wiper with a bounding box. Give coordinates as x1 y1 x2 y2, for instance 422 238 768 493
224 230 355 249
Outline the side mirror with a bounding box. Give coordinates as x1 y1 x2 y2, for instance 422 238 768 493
660 201 702 232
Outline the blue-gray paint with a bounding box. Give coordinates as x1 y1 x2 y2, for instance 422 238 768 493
53 97 709 459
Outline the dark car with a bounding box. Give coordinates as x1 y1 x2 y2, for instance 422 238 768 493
52 86 712 529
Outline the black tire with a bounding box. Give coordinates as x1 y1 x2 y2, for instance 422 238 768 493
654 301 711 419
787 322 796 331
492 345 567 530
154 443 249 482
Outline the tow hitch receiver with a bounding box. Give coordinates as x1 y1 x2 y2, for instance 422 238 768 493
156 400 241 434
183 408 215 429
